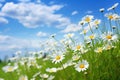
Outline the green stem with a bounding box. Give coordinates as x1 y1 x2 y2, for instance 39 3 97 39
60 62 69 80
88 23 94 34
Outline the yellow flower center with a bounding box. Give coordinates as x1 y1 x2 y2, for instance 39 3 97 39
76 45 81 50
85 17 91 22
97 48 103 53
89 35 95 39
95 21 99 25
79 64 85 68
56 56 61 60
108 15 113 20
8 67 13 71
83 30 87 34
106 35 112 39
106 45 111 50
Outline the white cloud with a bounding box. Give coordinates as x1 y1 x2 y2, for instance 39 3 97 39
0 17 8 24
0 35 42 51
86 10 93 14
71 11 78 15
37 31 48 37
61 24 81 33
1 2 70 28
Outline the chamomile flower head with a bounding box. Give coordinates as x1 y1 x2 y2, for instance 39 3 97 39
82 15 94 23
105 13 118 20
107 3 119 11
103 44 115 51
52 54 64 64
75 60 89 72
46 68 57 73
72 55 80 61
75 44 82 51
95 47 103 53
19 75 28 80
99 8 105 12
93 19 101 26
80 29 88 35
47 75 55 80
64 33 74 38
78 20 85 26
102 32 118 41
40 74 49 79
2 65 18 73
89 34 96 40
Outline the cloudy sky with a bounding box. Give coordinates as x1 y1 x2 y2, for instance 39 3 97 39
0 0 120 59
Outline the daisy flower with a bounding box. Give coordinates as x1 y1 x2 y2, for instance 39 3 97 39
93 19 101 28
78 20 85 26
40 74 49 79
99 8 105 12
75 60 89 72
75 45 82 51
72 55 80 61
105 13 119 20
19 75 28 80
82 15 94 23
80 29 88 35
46 68 57 73
52 54 64 64
102 32 118 41
2 65 18 73
47 75 55 80
94 47 103 53
107 3 119 11
89 34 96 40
103 44 115 51
64 33 74 38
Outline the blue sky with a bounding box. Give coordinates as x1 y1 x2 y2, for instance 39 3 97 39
0 0 120 59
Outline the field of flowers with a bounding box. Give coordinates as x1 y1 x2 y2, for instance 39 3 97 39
0 3 120 80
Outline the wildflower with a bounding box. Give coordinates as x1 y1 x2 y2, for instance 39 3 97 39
52 54 64 64
102 32 118 41
82 15 94 23
93 19 101 27
99 8 105 12
76 45 82 50
51 34 56 38
112 26 116 29
103 44 115 50
40 74 49 79
107 3 119 11
78 20 85 26
19 75 28 80
72 55 80 61
95 47 103 53
80 29 88 35
47 75 55 80
89 34 95 40
80 48 88 54
75 60 89 72
105 13 119 20
46 68 57 73
2 65 18 73
64 33 74 38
